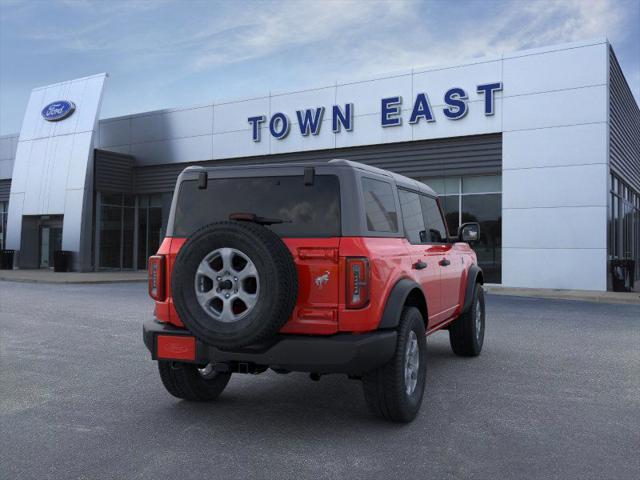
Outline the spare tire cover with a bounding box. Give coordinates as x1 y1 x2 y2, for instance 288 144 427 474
171 221 298 349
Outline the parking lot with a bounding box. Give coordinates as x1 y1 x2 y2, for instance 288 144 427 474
1 280 638 480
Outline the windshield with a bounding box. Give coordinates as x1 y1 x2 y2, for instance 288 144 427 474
172 175 341 237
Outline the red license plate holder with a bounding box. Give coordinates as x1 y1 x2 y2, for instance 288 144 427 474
156 335 196 361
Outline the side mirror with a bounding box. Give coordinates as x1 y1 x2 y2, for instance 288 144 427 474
459 222 480 243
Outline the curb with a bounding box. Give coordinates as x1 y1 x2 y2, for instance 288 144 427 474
485 287 640 306
0 277 147 285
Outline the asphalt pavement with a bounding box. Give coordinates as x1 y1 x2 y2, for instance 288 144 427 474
1 281 638 480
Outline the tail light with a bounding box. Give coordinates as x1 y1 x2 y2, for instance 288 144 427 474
148 255 166 301
346 257 370 309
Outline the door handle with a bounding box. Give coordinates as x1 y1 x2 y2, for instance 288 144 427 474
412 260 427 270
439 258 451 267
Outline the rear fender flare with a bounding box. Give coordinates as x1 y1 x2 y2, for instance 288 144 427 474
378 278 428 329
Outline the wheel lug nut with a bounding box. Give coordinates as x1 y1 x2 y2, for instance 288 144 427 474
216 277 221 281
234 277 237 281
225 293 230 299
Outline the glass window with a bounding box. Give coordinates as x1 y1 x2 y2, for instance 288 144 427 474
608 173 640 290
148 207 162 255
361 177 398 233
420 177 460 195
462 175 501 194
422 178 444 195
441 195 460 235
174 175 341 237
137 200 148 270
420 196 448 243
122 205 134 269
98 193 136 270
0 201 6 250
101 194 123 206
418 174 502 283
398 189 426 244
462 194 502 283
99 203 123 269
150 194 163 208
137 195 164 270
443 177 460 195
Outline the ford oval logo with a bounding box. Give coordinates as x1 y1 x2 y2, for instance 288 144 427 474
41 100 76 122
167 344 189 354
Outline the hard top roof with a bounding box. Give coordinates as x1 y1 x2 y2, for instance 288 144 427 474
184 159 437 196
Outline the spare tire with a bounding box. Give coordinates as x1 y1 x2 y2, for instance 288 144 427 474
171 221 298 349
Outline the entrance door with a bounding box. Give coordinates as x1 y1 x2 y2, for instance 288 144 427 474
39 224 63 268
40 226 50 268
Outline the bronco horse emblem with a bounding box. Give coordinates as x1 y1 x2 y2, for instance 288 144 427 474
314 271 330 289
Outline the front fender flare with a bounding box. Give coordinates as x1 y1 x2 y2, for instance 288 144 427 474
378 278 427 329
461 264 484 314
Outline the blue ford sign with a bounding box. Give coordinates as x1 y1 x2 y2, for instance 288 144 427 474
41 100 76 122
248 82 503 141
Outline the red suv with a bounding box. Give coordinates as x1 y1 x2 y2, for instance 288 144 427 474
144 160 485 422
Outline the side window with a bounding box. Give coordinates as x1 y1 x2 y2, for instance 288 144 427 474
361 177 398 233
420 195 448 243
398 189 427 244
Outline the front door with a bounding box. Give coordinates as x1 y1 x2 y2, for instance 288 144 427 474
398 189 446 325
419 195 460 323
417 245 445 325
438 243 465 314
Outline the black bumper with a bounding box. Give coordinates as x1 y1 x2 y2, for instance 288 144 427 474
143 319 397 374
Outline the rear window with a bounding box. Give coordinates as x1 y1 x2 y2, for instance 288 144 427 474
172 175 341 237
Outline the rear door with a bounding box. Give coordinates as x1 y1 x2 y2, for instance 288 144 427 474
398 189 445 324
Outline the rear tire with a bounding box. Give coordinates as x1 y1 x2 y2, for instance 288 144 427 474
362 307 427 423
158 361 231 401
449 283 485 357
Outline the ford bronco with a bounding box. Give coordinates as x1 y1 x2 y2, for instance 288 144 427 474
143 160 485 422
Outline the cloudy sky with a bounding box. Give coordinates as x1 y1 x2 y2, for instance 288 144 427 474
0 0 638 135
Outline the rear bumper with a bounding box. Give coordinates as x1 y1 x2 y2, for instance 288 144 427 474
143 319 397 374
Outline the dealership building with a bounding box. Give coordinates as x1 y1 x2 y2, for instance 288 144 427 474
0 38 638 291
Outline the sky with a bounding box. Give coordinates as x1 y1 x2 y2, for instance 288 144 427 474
0 0 639 135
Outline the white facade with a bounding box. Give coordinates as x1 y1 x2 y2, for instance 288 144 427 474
1 39 637 290
4 74 107 269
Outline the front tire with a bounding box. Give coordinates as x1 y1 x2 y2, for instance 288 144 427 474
362 307 427 423
449 283 485 357
158 361 231 401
